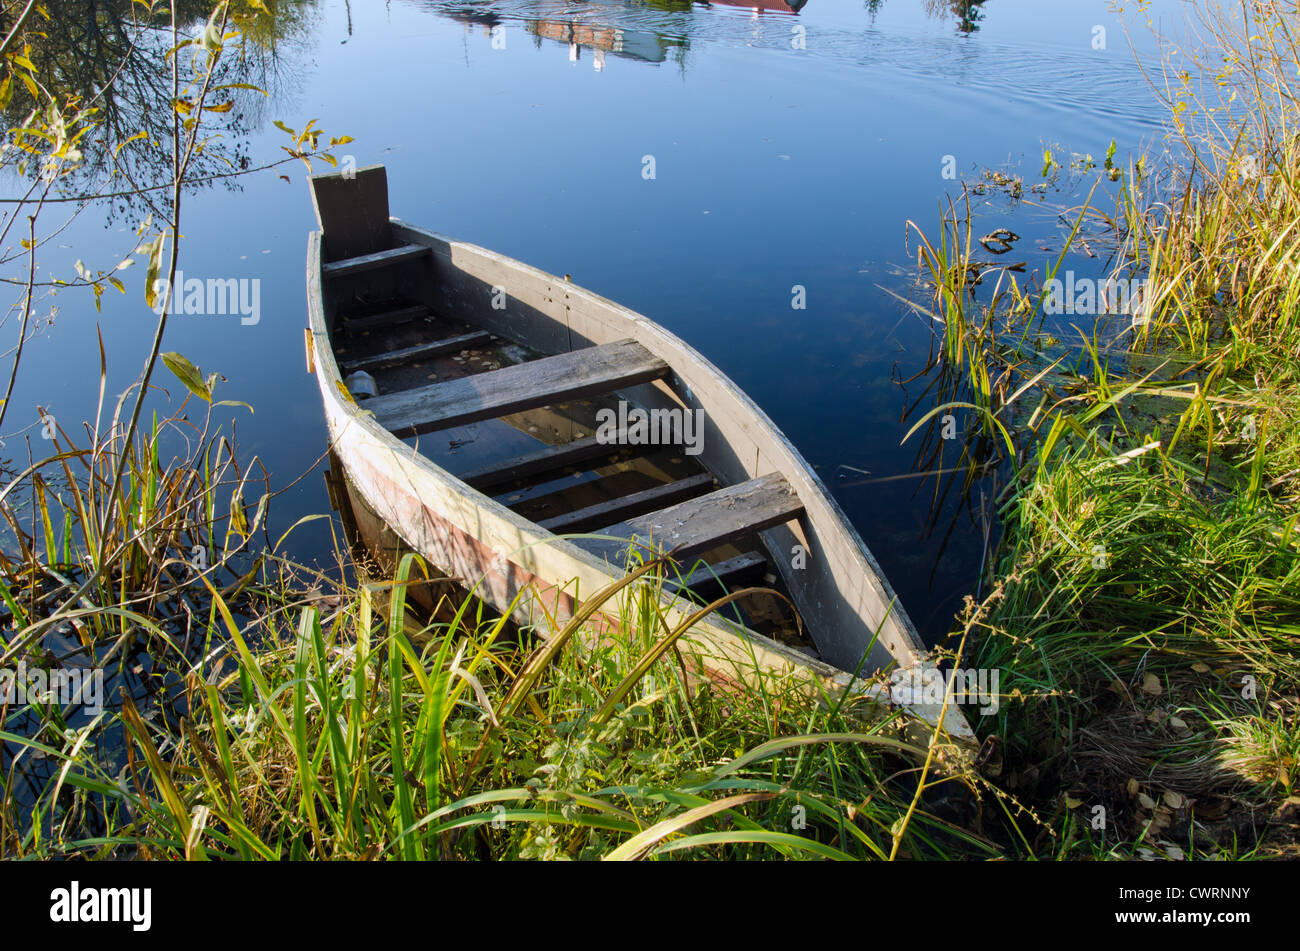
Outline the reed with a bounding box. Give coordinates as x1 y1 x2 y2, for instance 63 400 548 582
904 0 1300 858
5 540 997 860
0 354 304 855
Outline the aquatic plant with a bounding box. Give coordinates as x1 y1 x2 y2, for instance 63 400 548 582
905 0 1300 859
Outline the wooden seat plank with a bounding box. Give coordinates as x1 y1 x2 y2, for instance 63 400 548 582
456 427 652 492
538 473 714 534
668 551 768 593
367 339 668 437
577 472 803 565
340 303 427 333
322 244 430 279
341 330 492 373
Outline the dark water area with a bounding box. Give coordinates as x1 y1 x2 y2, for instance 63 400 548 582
1 0 1190 642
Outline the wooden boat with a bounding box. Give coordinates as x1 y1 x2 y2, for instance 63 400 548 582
305 165 974 745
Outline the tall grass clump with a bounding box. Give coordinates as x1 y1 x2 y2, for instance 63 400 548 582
0 362 311 855
907 0 1300 859
26 553 993 861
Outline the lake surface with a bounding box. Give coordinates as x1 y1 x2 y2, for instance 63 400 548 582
3 0 1189 641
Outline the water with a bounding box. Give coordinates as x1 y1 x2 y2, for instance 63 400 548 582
1 0 1191 641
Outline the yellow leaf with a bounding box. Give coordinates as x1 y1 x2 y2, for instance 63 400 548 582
143 234 166 309
114 130 147 157
161 351 212 403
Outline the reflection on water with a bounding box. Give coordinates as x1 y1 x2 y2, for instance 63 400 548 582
0 0 321 211
425 0 999 74
527 16 681 67
919 0 987 33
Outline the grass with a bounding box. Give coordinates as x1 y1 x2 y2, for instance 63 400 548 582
898 0 1300 859
4 538 999 859
0 356 318 856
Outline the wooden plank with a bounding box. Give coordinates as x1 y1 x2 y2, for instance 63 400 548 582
322 244 430 279
340 303 427 333
310 165 392 261
538 473 714 534
367 339 668 437
668 551 768 593
456 429 651 491
579 473 803 565
340 331 492 373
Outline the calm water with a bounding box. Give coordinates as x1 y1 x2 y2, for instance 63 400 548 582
4 0 1189 640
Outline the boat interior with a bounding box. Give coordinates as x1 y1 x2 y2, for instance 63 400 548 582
314 170 817 656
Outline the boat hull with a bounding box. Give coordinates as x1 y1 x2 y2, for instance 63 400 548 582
306 186 976 745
